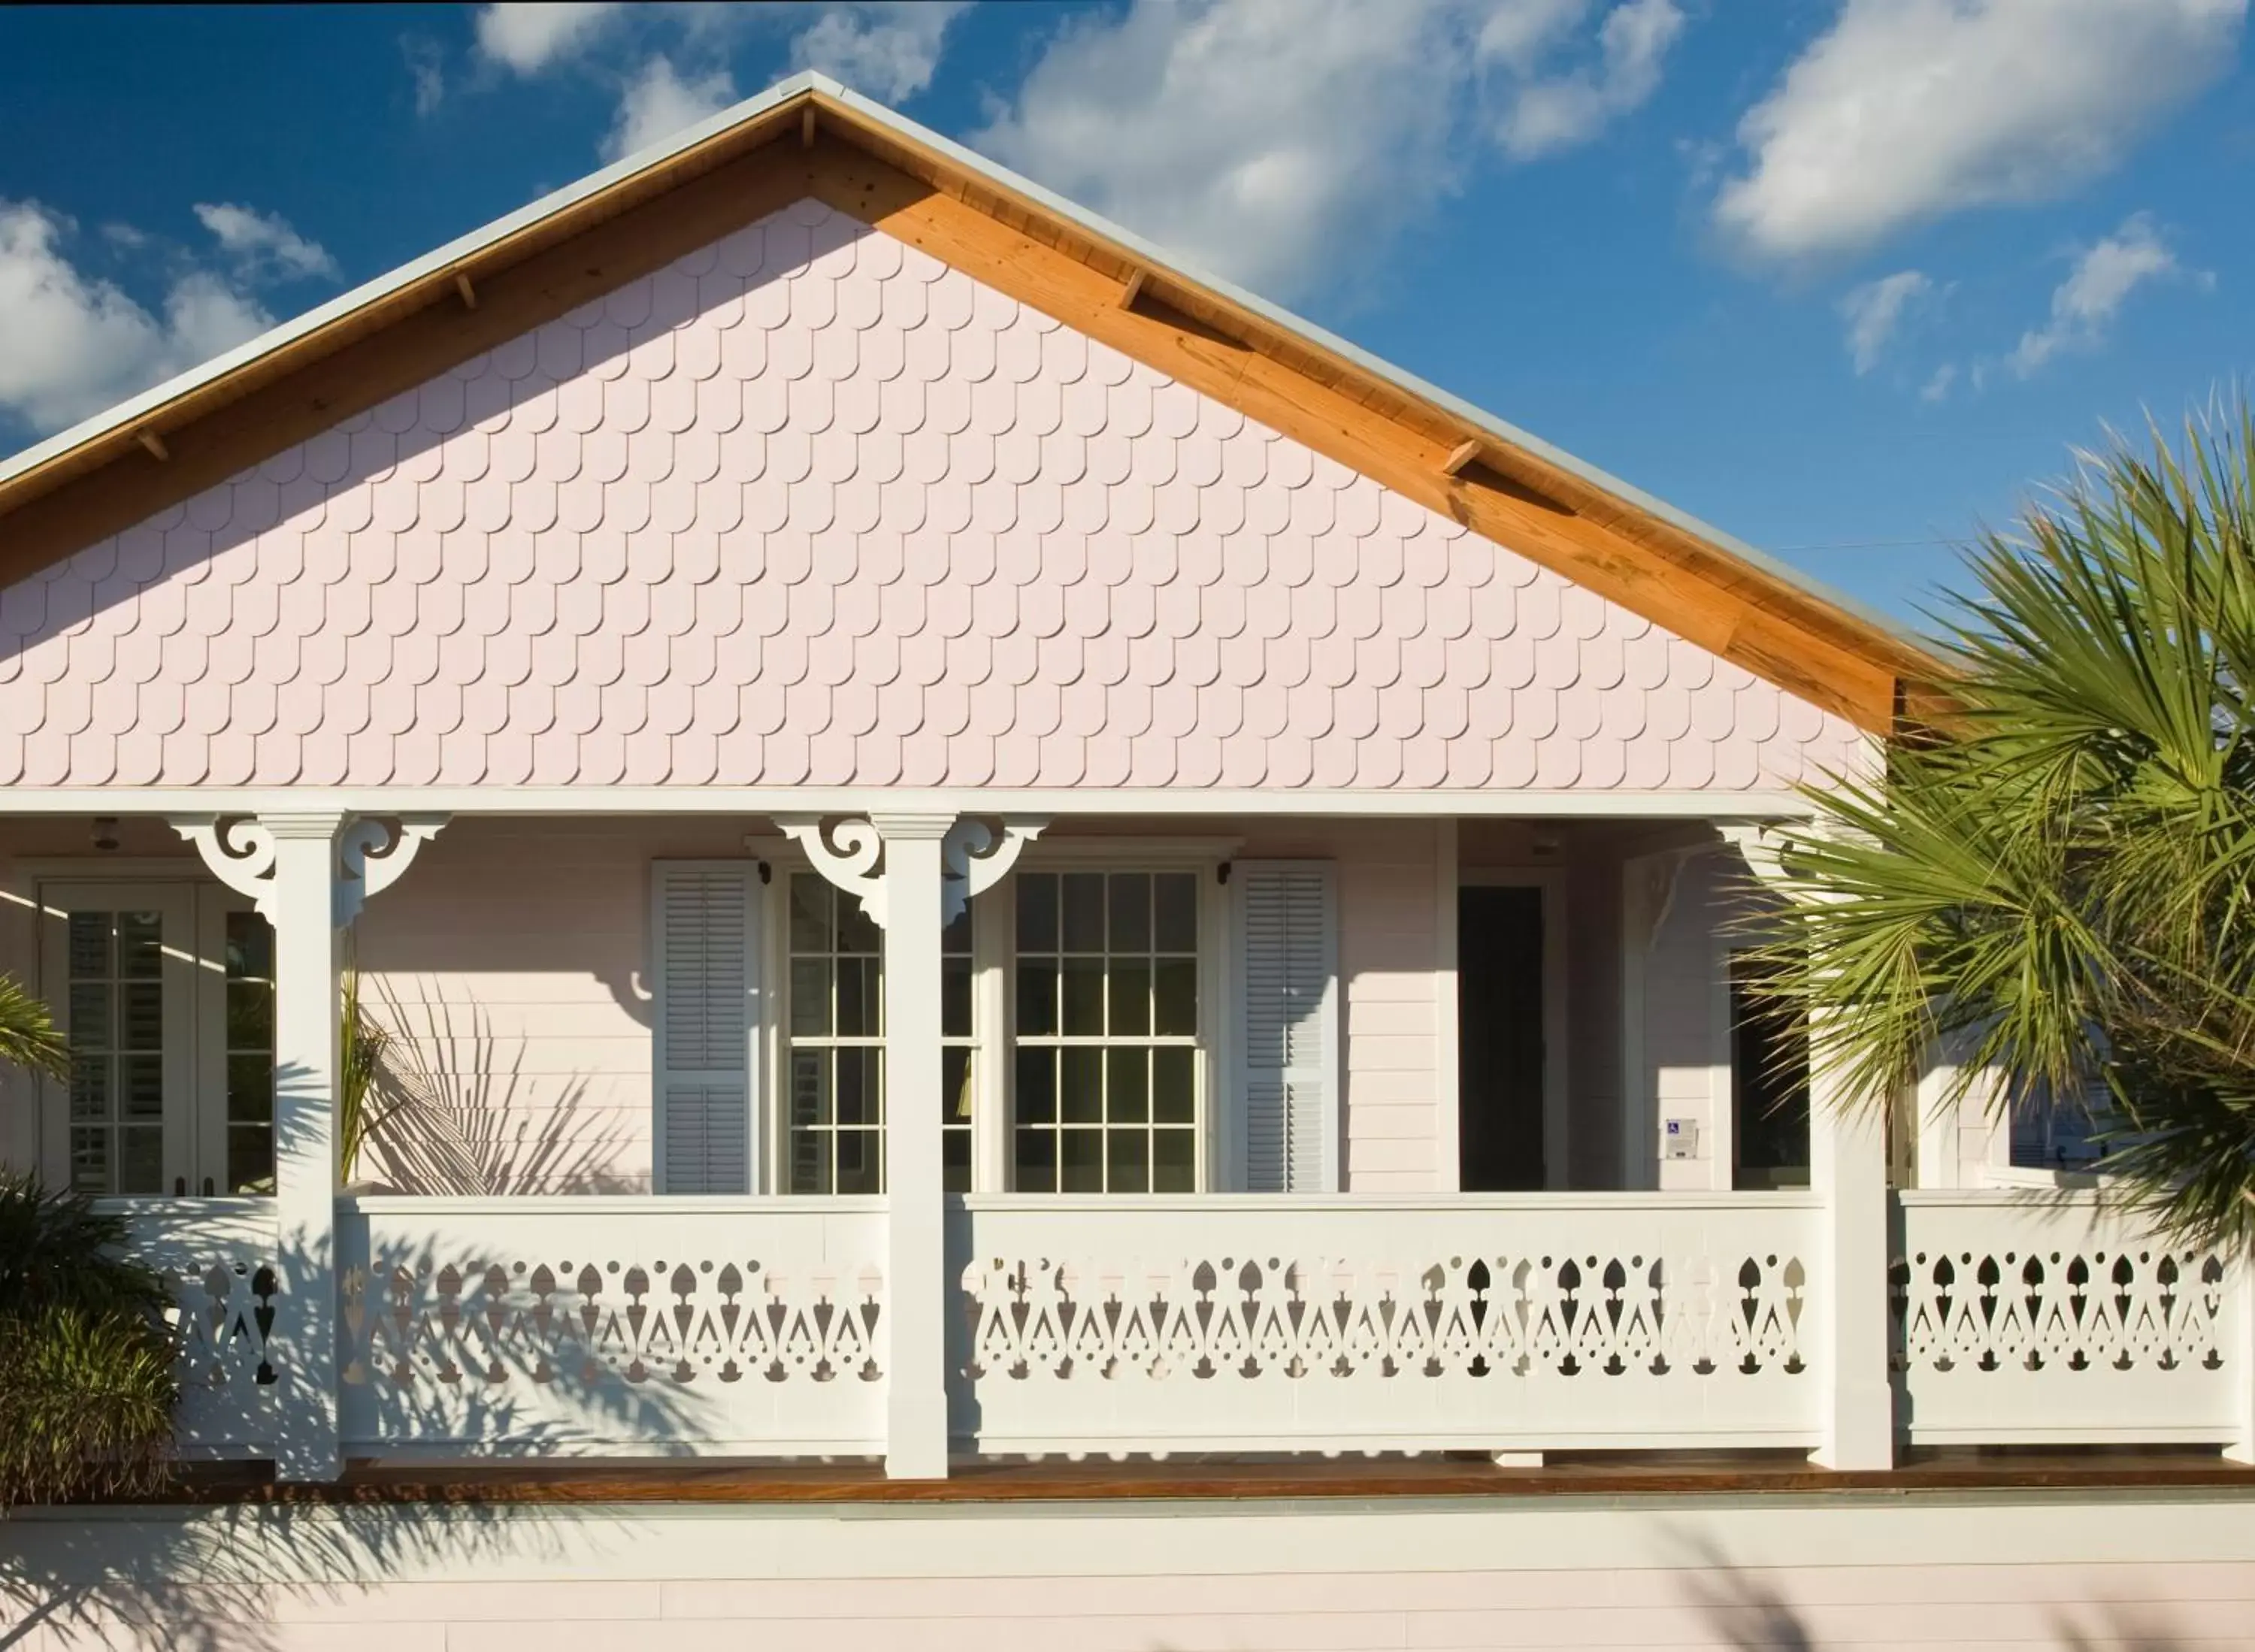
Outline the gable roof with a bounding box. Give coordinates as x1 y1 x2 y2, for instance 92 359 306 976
0 71 1939 735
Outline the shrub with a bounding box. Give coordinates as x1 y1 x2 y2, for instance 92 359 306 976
0 1173 178 1510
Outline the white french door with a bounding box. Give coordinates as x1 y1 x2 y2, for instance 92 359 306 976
40 881 275 1197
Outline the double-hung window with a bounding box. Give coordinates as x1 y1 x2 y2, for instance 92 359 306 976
780 871 973 1194
1010 870 1201 1192
655 846 1336 1197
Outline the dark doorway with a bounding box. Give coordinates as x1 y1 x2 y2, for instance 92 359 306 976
1457 885 1546 1191
1730 952 1811 1188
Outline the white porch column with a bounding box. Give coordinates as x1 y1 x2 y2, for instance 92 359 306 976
172 810 448 1483
1809 1021 1896 1470
263 811 350 1483
773 810 1043 1480
873 811 953 1479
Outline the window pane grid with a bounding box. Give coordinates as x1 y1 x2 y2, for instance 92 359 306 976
65 909 165 1196
785 873 976 1194
225 912 277 1194
1012 870 1199 1194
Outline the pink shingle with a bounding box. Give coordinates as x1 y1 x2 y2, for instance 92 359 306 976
0 198 1863 792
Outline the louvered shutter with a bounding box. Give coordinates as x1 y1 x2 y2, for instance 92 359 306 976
1237 861 1339 1193
651 862 759 1194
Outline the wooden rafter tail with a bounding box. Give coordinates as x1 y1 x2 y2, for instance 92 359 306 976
1442 438 1481 477
1118 268 1147 310
453 272 477 310
135 429 168 462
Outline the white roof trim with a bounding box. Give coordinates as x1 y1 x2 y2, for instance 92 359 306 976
0 70 1913 645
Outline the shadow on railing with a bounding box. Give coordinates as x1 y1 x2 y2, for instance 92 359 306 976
339 1230 727 1457
339 1204 888 1458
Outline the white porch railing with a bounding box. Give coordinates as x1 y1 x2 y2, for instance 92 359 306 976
334 1196 888 1458
1893 1190 2244 1447
100 1198 282 1458
99 1188 2255 1468
949 1194 1824 1456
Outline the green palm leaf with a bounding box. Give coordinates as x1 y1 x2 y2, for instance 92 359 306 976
1756 403 2255 1248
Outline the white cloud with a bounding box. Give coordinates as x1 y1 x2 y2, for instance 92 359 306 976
405 37 447 116
604 55 739 161
192 202 339 282
2008 213 2186 377
0 203 273 436
978 0 1684 301
471 4 972 168
1921 362 1958 403
789 2 969 101
1498 0 1684 161
475 2 622 74
1715 0 2245 262
1839 269 1932 374
1474 0 1591 70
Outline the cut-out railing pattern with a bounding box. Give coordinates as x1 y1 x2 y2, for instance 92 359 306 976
1892 1191 2241 1445
99 1199 281 1457
950 1196 1821 1455
336 1197 888 1456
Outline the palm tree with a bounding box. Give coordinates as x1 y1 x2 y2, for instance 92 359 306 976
0 973 69 1083
1756 404 2255 1249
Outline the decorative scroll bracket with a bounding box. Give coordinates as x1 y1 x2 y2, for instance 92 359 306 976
169 815 283 921
773 813 1049 930
1717 821 1790 894
941 815 1048 928
773 814 888 927
336 813 451 926
169 812 449 927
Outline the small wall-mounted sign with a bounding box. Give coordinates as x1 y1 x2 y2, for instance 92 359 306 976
1664 1118 1700 1160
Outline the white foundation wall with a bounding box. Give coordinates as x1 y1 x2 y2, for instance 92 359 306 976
8 1494 2253 1650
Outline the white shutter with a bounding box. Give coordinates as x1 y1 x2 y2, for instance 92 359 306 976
651 862 760 1194
1236 861 1339 1193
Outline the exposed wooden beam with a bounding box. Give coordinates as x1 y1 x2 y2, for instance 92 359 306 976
135 430 168 462
0 149 812 593
809 149 1910 731
453 272 477 310
0 85 1937 737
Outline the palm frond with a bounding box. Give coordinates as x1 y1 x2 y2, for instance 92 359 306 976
1754 398 2255 1249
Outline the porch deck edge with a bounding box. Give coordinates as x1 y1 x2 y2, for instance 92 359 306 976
56 1450 2255 1509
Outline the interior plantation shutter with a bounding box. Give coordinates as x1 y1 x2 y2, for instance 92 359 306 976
651 862 761 1194
1236 861 1341 1193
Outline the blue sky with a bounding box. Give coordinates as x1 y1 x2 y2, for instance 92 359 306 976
2 1 2249 622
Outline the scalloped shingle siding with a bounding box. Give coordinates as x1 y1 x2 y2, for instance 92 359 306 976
0 199 1865 790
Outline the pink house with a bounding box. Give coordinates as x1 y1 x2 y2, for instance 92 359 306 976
5 74 2252 1650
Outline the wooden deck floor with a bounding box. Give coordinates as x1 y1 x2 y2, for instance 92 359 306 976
118 1449 2255 1507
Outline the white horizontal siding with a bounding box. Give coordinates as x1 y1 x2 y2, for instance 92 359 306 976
10 1499 2255 1649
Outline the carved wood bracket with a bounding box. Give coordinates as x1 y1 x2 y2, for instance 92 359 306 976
168 812 451 926
772 812 1048 930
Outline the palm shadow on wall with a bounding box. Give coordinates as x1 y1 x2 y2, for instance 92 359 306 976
358 976 637 1196
1678 1534 2203 1650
